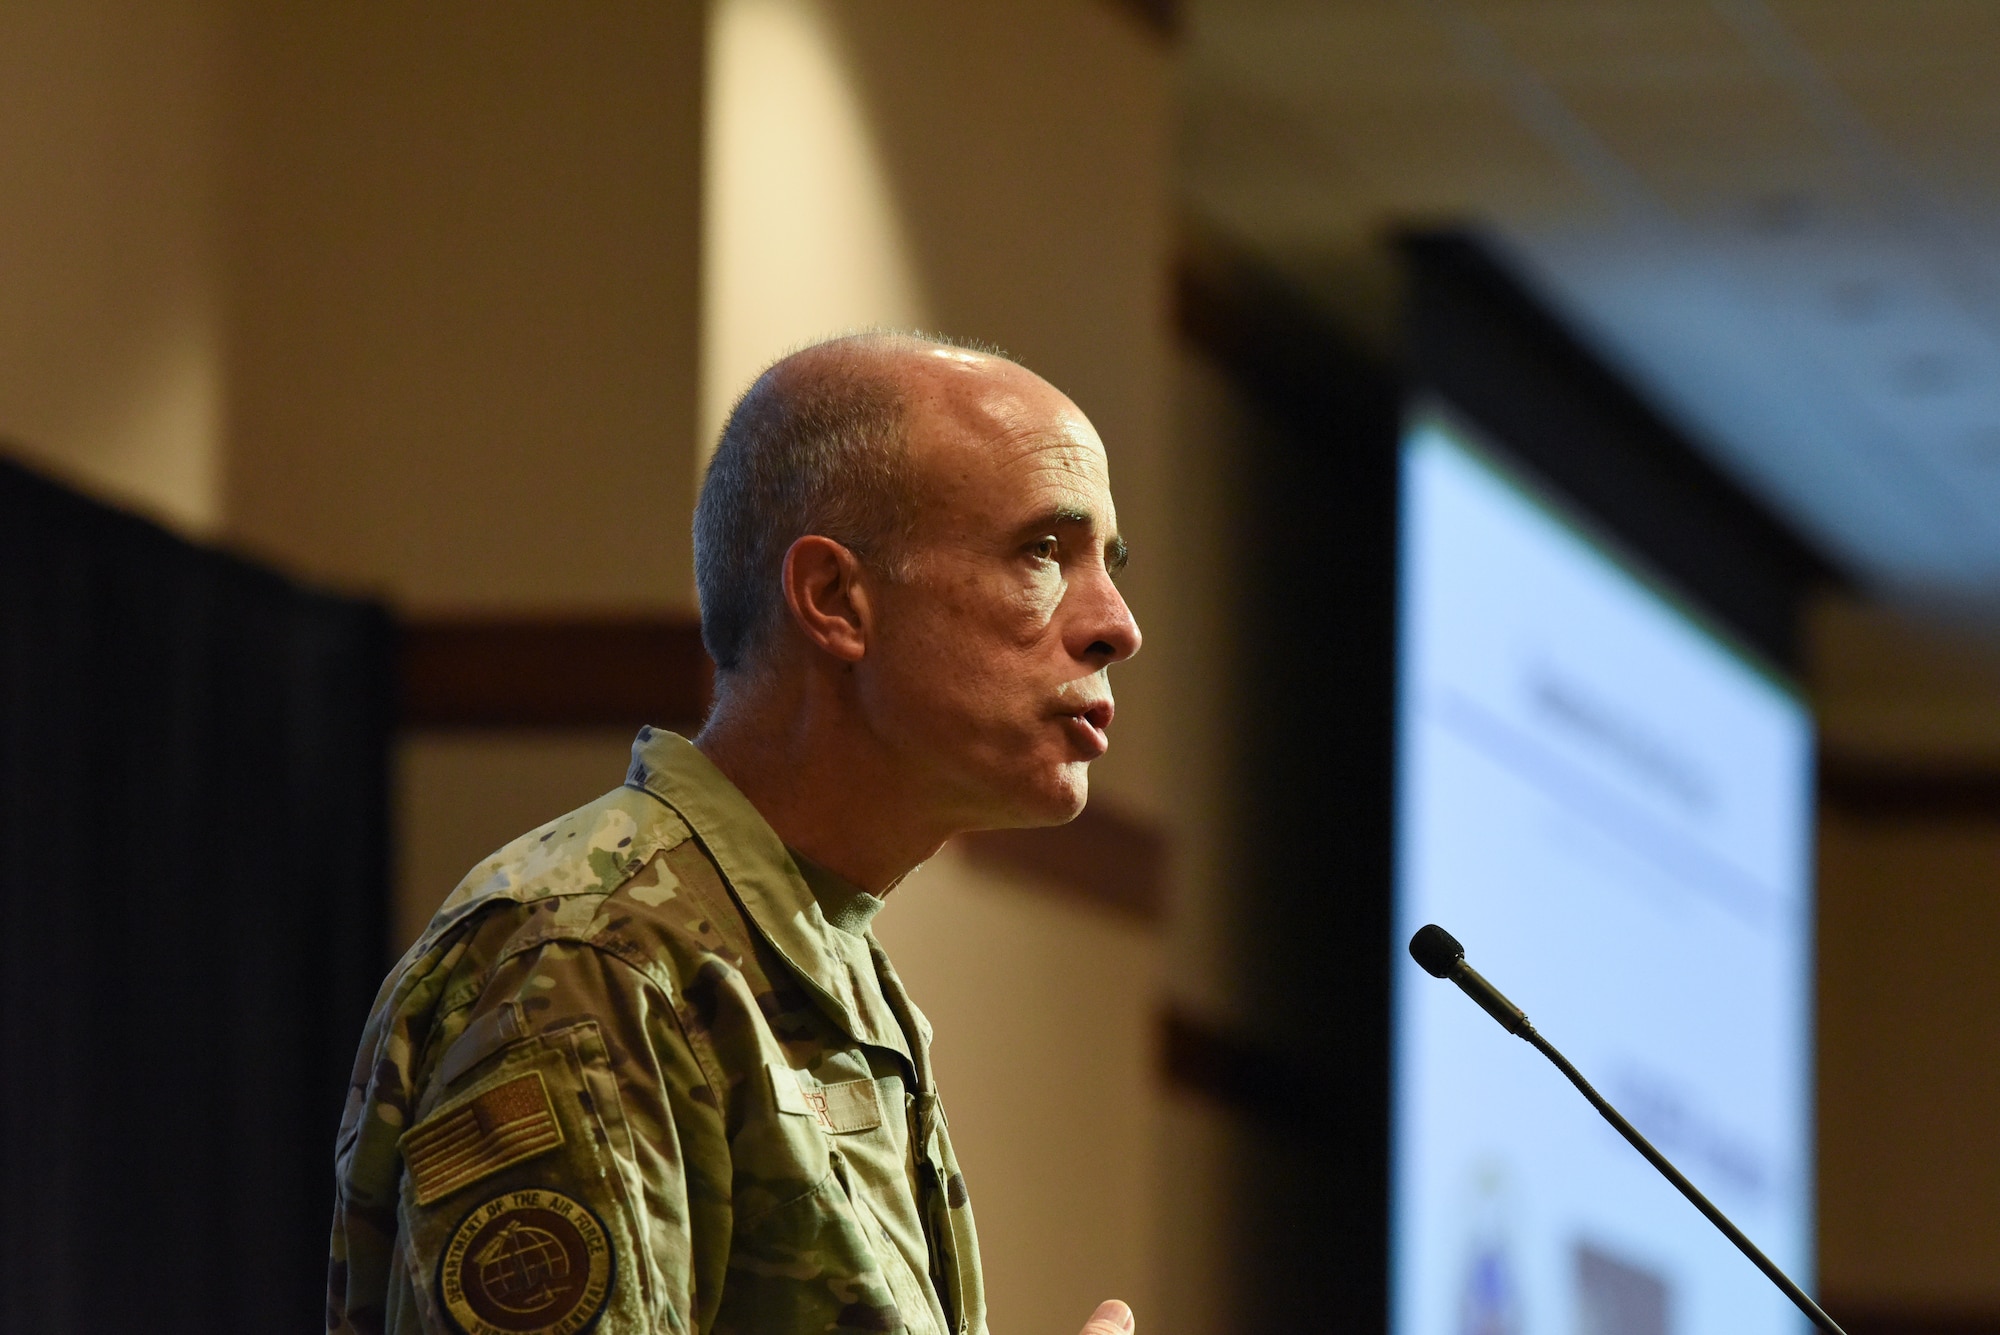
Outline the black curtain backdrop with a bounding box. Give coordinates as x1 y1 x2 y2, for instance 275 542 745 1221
0 457 392 1332
1178 241 1404 1331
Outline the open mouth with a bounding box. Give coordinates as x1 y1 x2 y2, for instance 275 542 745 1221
1062 700 1115 756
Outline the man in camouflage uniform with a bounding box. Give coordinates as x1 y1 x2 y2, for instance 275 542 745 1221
328 333 1144 1335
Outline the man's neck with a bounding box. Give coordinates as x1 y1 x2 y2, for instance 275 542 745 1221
693 671 953 896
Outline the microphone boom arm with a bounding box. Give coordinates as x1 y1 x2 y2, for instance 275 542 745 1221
1408 924 1847 1335
1518 1019 1844 1335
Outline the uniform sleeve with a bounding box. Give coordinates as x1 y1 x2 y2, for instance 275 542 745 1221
387 938 729 1335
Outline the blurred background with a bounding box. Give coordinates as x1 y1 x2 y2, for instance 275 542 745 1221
3 2 1999 1332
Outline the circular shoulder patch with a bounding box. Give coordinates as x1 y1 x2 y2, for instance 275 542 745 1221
439 1188 613 1335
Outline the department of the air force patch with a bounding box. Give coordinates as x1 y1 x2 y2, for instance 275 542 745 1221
439 1188 612 1335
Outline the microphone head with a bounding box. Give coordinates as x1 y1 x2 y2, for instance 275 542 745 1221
1409 923 1465 978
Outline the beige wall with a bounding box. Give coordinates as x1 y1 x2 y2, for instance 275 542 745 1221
223 2 705 612
0 2 708 610
700 0 925 457
0 0 224 531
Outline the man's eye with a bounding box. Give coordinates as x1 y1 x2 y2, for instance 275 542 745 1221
1030 537 1059 562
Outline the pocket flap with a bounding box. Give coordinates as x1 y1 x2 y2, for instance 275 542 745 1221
433 1001 523 1088
768 1064 883 1134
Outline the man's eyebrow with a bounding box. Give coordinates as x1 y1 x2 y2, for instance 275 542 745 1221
1024 507 1128 571
1019 505 1093 534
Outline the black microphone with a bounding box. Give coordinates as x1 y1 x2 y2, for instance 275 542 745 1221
1407 923 1847 1335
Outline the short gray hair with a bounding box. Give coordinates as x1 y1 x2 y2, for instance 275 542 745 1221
693 335 937 675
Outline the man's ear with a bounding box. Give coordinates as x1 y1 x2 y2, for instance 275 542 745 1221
781 535 871 663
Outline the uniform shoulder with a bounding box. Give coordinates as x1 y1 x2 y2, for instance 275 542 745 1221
415 784 694 950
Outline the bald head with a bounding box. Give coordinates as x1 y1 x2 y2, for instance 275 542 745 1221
694 331 1038 675
695 330 1140 851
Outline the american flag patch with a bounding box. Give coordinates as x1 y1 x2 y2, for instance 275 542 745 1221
403 1071 564 1206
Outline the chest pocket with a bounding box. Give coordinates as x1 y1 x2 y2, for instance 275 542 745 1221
770 1064 883 1135
741 1064 951 1335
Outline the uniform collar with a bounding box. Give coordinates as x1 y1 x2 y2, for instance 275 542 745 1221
791 850 887 937
624 727 912 1063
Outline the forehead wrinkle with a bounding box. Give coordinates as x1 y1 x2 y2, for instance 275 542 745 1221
981 421 1105 482
936 404 1082 478
922 426 1105 516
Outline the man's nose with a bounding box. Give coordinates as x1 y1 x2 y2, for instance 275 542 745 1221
1075 571 1141 665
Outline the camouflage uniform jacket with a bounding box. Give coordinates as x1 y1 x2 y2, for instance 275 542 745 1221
327 727 986 1335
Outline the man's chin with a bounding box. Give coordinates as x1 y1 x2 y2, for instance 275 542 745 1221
969 764 1089 831
1016 766 1091 827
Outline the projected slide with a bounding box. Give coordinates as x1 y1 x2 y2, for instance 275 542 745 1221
1391 413 1816 1335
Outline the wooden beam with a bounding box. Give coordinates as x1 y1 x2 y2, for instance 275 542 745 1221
398 615 712 730
1157 1004 1309 1125
1820 753 2000 819
957 801 1167 923
1827 1310 2000 1335
1101 0 1178 43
